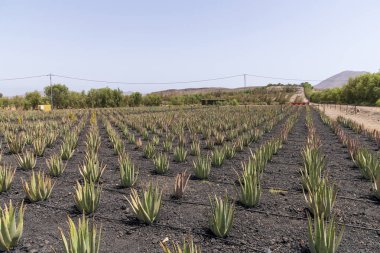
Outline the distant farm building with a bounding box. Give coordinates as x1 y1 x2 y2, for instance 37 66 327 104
201 99 225 105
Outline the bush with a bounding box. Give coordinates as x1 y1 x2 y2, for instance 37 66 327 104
376 98 380 107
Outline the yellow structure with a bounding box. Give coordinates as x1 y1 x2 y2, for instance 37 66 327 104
37 104 52 112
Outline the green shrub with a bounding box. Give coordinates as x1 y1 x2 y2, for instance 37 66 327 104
375 98 380 107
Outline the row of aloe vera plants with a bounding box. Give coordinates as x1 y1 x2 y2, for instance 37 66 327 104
47 107 296 252
107 106 294 154
337 116 380 149
302 106 343 253
317 109 380 200
0 112 90 251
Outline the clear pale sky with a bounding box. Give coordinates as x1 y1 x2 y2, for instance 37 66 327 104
1 0 379 96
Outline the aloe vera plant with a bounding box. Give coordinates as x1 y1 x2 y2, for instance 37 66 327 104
153 153 170 174
211 148 225 167
33 137 47 157
112 138 124 155
163 138 173 152
237 169 261 207
74 180 102 214
304 178 337 218
308 214 344 253
79 155 106 183
372 173 380 200
192 155 211 180
354 148 379 180
301 146 325 192
0 165 16 193
144 142 156 159
173 146 187 163
17 150 36 170
209 194 235 237
152 135 160 146
126 181 162 224
46 154 66 177
85 130 101 153
160 237 201 253
7 132 26 154
59 214 102 253
173 170 191 199
135 137 142 149
22 170 55 202
60 142 75 160
119 153 138 187
0 200 25 251
190 141 200 156
224 143 236 159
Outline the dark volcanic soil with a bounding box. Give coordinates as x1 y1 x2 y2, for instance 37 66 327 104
0 107 378 253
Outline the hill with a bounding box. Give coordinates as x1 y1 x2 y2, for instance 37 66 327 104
314 70 368 89
150 86 264 96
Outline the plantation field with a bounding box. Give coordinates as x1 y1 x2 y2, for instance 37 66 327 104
0 105 378 252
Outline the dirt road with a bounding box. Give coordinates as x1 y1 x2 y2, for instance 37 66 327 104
289 87 308 102
311 103 380 131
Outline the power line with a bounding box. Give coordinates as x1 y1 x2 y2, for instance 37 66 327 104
51 73 244 85
0 73 356 84
0 74 49 81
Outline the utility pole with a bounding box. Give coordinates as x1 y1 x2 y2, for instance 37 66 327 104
49 73 53 109
243 73 247 88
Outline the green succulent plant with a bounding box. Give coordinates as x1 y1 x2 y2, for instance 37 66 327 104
59 214 102 253
22 170 55 202
74 180 102 214
192 155 211 180
0 165 16 193
209 194 235 238
46 154 66 177
126 181 162 224
17 150 36 170
160 237 201 253
0 200 25 251
119 153 138 187
153 153 170 174
308 214 344 253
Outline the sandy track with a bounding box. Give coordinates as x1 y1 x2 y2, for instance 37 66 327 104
311 103 380 131
289 87 307 102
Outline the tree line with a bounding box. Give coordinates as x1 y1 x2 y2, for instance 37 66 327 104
0 83 298 109
307 73 380 106
0 84 160 109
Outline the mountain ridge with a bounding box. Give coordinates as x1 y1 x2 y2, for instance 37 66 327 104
314 70 368 89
